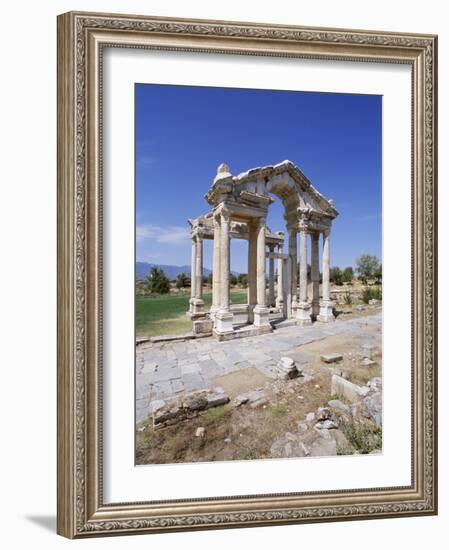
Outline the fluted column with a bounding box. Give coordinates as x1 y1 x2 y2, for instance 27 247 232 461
276 244 284 311
318 229 334 322
322 230 330 302
311 232 320 317
296 229 312 325
188 234 204 316
220 212 230 310
195 234 203 300
190 237 197 304
214 211 234 334
253 216 270 328
256 217 266 307
211 215 221 314
247 220 257 323
268 244 275 307
288 228 298 312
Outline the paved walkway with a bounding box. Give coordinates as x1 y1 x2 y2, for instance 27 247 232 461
136 312 382 422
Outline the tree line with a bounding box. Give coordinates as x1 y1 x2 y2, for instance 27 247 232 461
143 254 381 295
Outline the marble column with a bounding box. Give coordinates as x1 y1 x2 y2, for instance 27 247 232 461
288 228 298 317
253 216 270 327
189 235 204 315
296 229 312 325
318 229 334 322
211 215 221 316
311 232 320 317
276 244 284 311
190 237 196 305
247 220 257 323
195 234 203 301
214 211 233 333
268 244 275 307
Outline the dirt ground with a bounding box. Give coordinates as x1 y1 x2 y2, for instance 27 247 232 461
136 315 382 465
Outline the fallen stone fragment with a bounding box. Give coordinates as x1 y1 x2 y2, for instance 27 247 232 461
331 374 367 404
250 397 269 408
321 353 343 364
316 407 331 421
362 392 382 426
355 305 365 311
224 437 231 443
275 356 303 379
367 377 382 392
305 412 316 424
206 387 229 408
297 422 308 434
315 419 339 430
233 394 250 407
308 437 337 457
152 387 230 429
149 399 165 414
195 427 205 437
328 399 350 413
361 357 377 367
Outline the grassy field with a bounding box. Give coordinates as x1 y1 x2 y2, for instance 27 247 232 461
136 289 248 338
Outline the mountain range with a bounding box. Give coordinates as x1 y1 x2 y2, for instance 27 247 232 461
136 262 212 280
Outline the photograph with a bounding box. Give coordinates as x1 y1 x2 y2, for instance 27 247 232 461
134 84 383 465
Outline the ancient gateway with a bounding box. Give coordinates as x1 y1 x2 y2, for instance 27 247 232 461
187 160 338 340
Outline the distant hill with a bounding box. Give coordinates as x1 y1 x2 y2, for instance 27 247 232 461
136 262 212 281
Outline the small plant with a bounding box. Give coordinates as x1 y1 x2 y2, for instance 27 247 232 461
342 419 382 454
362 286 382 304
205 404 232 421
271 403 288 417
343 292 353 305
239 449 259 460
336 444 354 456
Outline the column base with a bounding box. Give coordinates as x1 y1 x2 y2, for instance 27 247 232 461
317 301 335 323
253 305 270 327
213 309 234 335
188 297 204 316
296 301 312 326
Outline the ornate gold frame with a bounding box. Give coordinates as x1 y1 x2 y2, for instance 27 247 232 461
57 11 438 538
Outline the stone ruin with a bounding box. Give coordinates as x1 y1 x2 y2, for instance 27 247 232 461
187 160 338 340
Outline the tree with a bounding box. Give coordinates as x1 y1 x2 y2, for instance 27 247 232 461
146 267 170 294
237 273 248 288
342 266 354 284
373 263 382 285
229 273 238 287
330 266 343 285
175 272 190 289
356 254 380 283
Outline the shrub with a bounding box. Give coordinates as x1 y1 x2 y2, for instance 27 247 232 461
342 266 354 284
330 266 343 285
342 419 382 454
175 272 190 289
146 267 170 294
362 286 382 304
343 292 353 305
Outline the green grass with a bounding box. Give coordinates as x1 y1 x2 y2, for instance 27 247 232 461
136 290 248 337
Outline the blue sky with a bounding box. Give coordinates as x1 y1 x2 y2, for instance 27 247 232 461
136 84 381 273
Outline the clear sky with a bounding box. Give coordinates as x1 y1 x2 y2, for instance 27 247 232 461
136 84 382 274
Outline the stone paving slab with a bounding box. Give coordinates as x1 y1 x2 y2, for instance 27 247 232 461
136 313 382 423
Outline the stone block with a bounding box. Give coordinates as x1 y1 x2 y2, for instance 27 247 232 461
321 353 343 363
331 374 366 403
193 318 213 335
206 387 230 408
